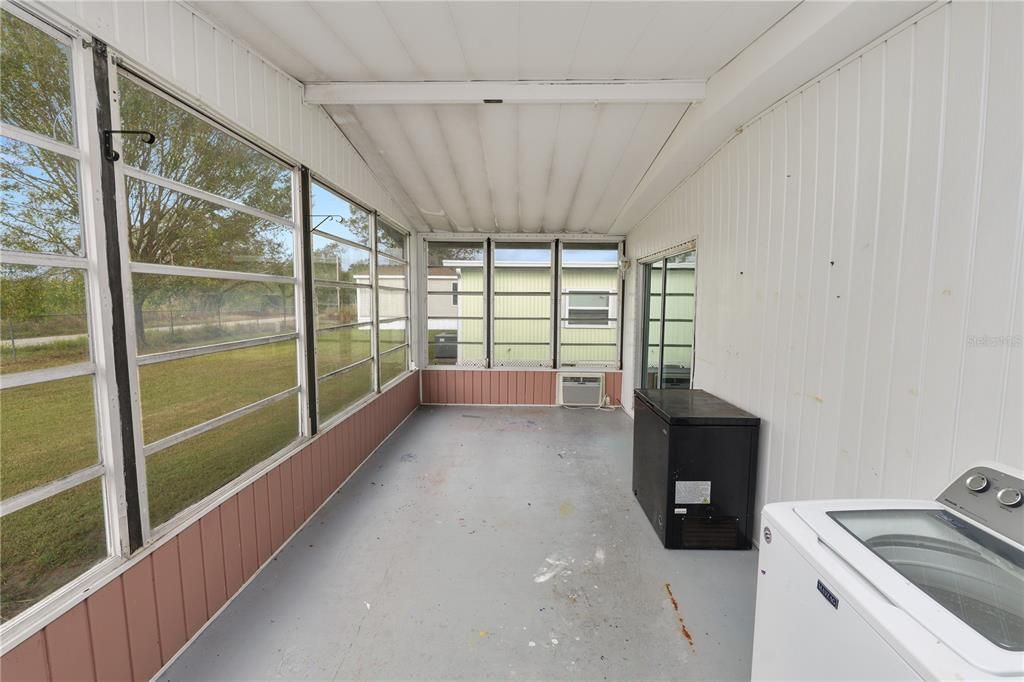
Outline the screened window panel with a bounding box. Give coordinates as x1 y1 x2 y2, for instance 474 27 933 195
493 242 551 294
493 295 551 318
146 396 299 527
643 250 696 389
560 344 617 365
429 290 483 318
376 222 407 260
312 235 371 283
131 274 296 354
561 326 616 345
316 325 373 376
0 478 106 622
318 360 373 422
0 10 75 145
377 287 408 319
0 10 112 624
380 346 408 386
120 66 301 535
427 242 484 293
379 319 408 353
310 181 371 246
120 77 292 218
0 375 98 499
374 222 408 381
125 177 294 275
1 137 83 256
0 265 89 373
377 255 408 288
428 342 485 366
427 221 485 375
493 344 551 366
139 340 297 444
558 243 619 368
494 319 550 343
315 285 360 328
663 321 695 349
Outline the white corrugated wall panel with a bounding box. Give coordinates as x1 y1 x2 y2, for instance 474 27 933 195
624 3 1023 520
36 0 411 228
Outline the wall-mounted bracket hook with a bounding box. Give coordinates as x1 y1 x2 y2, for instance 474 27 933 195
102 129 156 162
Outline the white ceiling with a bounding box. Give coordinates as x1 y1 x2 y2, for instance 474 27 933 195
192 1 799 233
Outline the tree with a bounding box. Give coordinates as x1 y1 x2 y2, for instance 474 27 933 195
1 11 80 256
2 11 297 350
119 79 293 346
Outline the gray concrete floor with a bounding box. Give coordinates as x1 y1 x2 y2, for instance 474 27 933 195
162 406 757 681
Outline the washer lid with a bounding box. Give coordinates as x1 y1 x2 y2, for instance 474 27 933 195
795 501 1024 676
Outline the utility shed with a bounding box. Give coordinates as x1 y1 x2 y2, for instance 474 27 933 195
0 2 1020 681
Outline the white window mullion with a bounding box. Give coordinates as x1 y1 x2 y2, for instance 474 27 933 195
369 212 380 392
73 31 131 560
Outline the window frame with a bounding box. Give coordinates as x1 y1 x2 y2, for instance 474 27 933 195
555 240 622 369
307 176 375 427
420 235 623 371
422 237 489 369
306 175 414 431
110 68 307 540
490 240 556 369
0 3 129 640
640 243 697 390
562 289 616 329
375 216 411 391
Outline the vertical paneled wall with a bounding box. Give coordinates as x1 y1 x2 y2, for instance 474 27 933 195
421 370 623 407
0 374 420 682
36 0 409 225
625 3 1023 518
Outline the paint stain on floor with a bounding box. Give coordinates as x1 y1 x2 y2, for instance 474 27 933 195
559 501 575 516
665 583 695 651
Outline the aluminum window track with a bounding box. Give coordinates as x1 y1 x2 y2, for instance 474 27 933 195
317 355 373 382
130 261 297 284
316 320 373 332
0 361 95 390
142 386 299 457
0 122 82 160
123 167 296 229
0 464 105 517
312 279 372 289
0 249 89 270
136 332 299 366
309 229 373 252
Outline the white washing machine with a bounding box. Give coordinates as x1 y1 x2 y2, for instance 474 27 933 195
751 463 1024 680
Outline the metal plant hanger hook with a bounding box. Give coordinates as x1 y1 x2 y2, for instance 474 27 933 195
102 129 156 162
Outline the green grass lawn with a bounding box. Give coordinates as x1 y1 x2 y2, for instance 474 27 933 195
0 326 409 621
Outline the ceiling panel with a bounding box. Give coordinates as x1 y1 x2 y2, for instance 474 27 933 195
435 106 497 232
379 3 470 80
350 105 451 231
567 3 660 79
448 2 519 80
564 105 649 231
517 106 561 232
192 1 798 232
516 2 591 80
541 105 600 233
586 104 687 232
393 106 474 230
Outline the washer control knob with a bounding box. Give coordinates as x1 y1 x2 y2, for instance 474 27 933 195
965 473 990 492
996 488 1023 508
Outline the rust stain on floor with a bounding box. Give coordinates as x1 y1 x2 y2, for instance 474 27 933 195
665 583 695 650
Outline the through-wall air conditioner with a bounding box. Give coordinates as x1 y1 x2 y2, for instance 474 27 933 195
557 372 605 407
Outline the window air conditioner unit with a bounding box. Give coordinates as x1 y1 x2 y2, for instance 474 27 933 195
557 372 605 407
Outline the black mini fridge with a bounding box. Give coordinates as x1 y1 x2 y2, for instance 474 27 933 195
632 389 760 549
